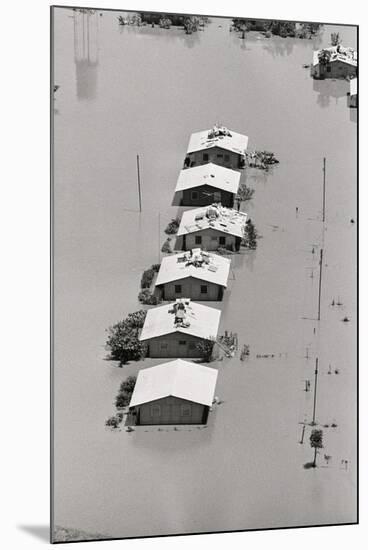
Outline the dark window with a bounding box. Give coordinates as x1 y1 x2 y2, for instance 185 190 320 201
217 153 223 158
179 340 187 346
181 404 191 416
191 191 199 200
195 235 202 245
151 405 161 417
203 153 209 161
174 284 182 294
219 236 226 245
200 285 208 294
327 65 331 72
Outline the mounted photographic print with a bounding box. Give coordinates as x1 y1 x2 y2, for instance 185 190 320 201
51 5 358 543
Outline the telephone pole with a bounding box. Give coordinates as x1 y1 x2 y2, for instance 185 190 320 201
317 248 323 321
312 357 319 425
322 157 326 223
136 154 142 212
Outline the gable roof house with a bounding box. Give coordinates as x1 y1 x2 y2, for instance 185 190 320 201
139 299 221 358
173 163 241 207
129 359 218 425
184 125 248 171
176 203 248 252
155 248 231 301
311 45 357 80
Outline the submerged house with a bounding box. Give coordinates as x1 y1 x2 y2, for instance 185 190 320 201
129 359 218 425
139 299 221 358
311 46 357 79
348 77 357 108
155 249 231 301
176 204 247 252
173 163 240 207
184 125 248 171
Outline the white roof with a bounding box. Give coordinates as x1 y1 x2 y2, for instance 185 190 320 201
175 163 240 194
350 77 357 96
129 359 218 408
177 204 248 239
313 46 358 67
139 300 221 341
187 125 248 155
155 249 231 287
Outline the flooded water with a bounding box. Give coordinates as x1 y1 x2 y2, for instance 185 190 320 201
52 8 357 539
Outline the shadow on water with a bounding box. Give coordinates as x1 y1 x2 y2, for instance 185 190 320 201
130 419 215 452
74 10 99 100
349 108 357 124
17 525 50 543
313 79 349 109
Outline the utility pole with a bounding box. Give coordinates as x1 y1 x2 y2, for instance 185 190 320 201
312 357 319 425
322 157 326 223
317 248 323 321
136 154 142 212
158 212 161 263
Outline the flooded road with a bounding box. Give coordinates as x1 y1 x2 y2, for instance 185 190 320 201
52 9 357 538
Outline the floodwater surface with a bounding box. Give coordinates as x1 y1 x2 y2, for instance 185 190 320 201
52 8 357 539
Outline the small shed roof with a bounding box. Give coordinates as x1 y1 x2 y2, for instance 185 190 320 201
350 77 357 96
139 299 221 341
155 249 231 287
313 46 358 67
175 163 240 194
177 204 248 239
187 125 248 155
129 359 218 408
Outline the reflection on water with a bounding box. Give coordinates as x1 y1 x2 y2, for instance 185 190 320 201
74 10 99 100
350 108 357 123
313 79 349 108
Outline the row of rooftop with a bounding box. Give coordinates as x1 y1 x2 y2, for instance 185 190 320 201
128 125 249 426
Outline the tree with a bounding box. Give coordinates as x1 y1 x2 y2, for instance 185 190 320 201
243 218 258 249
106 311 147 365
115 376 137 408
331 32 341 47
310 429 323 467
196 338 215 362
236 183 255 202
318 49 331 66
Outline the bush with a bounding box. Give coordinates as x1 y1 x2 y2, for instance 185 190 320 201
106 311 147 365
116 376 137 409
138 289 161 305
164 217 180 235
141 268 155 289
196 338 215 362
243 218 258 249
236 183 255 202
161 238 172 254
105 416 120 428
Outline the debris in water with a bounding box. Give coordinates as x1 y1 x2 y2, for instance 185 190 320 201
342 316 350 323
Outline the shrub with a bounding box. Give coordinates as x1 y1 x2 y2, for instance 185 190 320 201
236 183 255 202
105 416 120 428
243 218 258 249
164 217 180 235
141 268 155 289
116 376 137 409
161 238 172 253
138 289 161 305
196 338 215 362
106 311 147 365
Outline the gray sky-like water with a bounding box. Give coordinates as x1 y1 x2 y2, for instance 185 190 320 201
52 8 357 539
